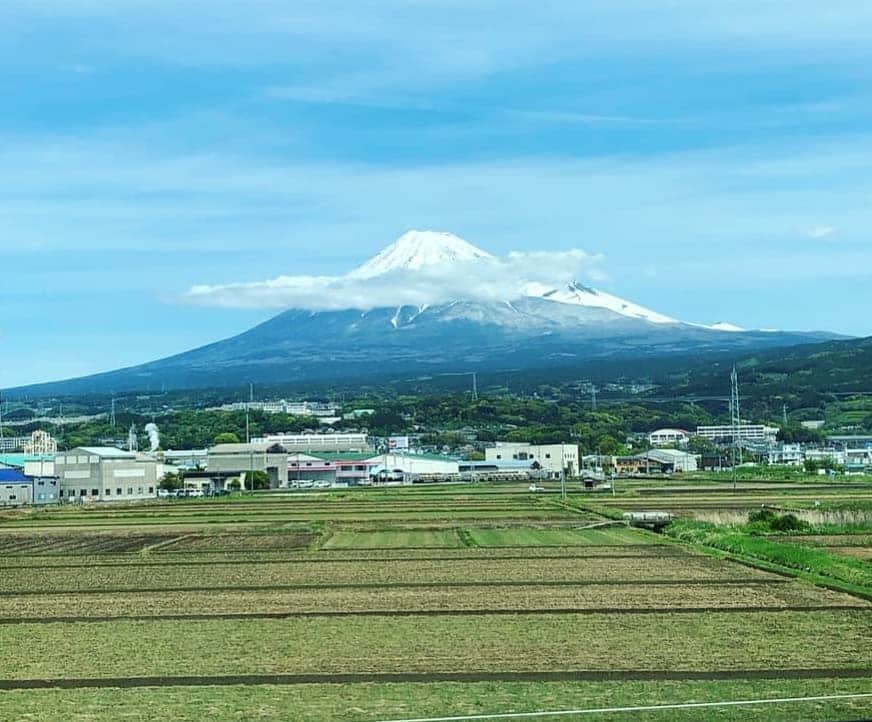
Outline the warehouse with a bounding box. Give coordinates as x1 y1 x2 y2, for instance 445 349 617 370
365 453 461 483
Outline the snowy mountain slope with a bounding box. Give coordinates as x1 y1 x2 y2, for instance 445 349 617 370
524 281 678 325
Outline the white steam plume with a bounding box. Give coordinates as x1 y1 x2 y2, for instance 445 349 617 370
144 423 160 452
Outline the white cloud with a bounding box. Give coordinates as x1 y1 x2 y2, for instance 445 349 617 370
806 225 836 239
184 249 603 310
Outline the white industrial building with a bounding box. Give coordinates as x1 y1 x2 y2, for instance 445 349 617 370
55 447 165 502
251 432 371 453
365 453 461 483
485 442 579 478
647 429 690 447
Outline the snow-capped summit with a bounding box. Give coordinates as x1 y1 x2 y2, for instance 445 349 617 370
350 230 494 278
348 229 744 330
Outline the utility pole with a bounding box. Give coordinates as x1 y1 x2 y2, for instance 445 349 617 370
110 398 116 428
782 403 788 428
472 372 478 401
560 468 566 501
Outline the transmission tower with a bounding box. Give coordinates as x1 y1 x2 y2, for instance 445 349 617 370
110 398 117 428
472 372 478 401
591 385 597 410
730 366 742 466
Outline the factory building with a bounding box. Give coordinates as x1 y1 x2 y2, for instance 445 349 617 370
612 449 698 475
485 442 579 478
206 443 289 488
55 447 162 502
286 453 380 487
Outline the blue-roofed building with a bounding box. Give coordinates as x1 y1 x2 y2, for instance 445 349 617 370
0 468 32 506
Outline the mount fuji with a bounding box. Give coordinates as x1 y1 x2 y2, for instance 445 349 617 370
13 231 840 396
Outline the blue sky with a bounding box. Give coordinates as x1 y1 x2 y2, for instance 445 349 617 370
2 1 872 387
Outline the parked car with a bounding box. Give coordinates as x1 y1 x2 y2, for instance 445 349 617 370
313 480 331 489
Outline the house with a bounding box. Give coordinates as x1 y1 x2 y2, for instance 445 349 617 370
485 443 579 478
647 429 690 447
55 447 162 502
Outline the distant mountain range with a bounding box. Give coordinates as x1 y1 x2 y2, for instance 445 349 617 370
10 231 843 397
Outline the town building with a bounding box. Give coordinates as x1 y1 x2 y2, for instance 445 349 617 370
55 447 163 502
485 443 579 478
0 436 26 453
213 400 339 417
696 424 779 445
803 448 848 467
647 428 690 447
767 443 804 466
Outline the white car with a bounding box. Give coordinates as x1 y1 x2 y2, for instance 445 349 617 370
528 484 545 492
313 480 331 489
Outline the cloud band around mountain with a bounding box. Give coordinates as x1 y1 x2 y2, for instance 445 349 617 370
183 249 604 310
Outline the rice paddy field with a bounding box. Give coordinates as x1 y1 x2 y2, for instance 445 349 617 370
0 483 870 721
